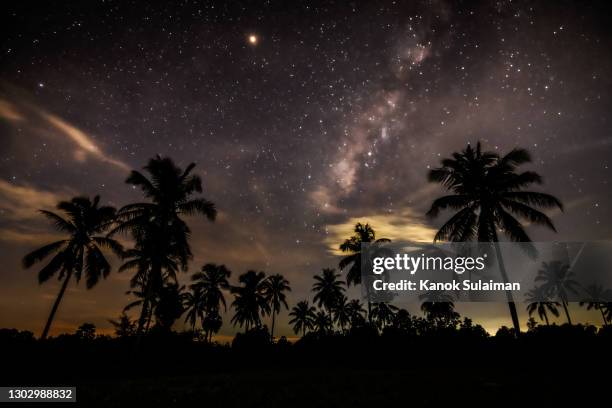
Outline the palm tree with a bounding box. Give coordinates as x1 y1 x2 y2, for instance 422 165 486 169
109 313 136 337
419 291 457 325
113 156 216 334
332 294 352 333
313 309 332 335
427 142 563 334
191 263 231 314
312 268 345 325
347 299 367 328
371 302 399 329
230 270 269 331
535 261 579 324
289 300 316 336
183 287 205 333
262 274 291 341
579 283 612 326
118 245 180 331
339 223 390 321
23 196 123 339
525 285 560 325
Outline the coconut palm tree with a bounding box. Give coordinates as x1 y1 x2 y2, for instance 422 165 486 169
426 142 563 334
312 268 345 325
332 294 352 333
525 285 560 325
108 313 136 337
262 274 291 341
313 309 332 335
230 270 269 331
118 244 180 331
579 283 612 326
191 263 231 314
23 196 123 339
183 287 205 333
113 156 216 334
289 300 316 336
347 299 367 328
339 223 390 321
419 291 457 325
536 261 579 325
371 302 399 329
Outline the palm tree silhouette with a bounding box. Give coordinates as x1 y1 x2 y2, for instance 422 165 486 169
183 287 205 333
419 291 457 324
108 313 136 337
579 283 612 326
113 156 216 334
371 302 399 330
313 309 332 335
289 300 316 336
525 285 560 325
535 261 579 325
231 270 269 331
23 196 122 339
262 274 291 341
339 223 390 321
427 142 563 334
312 268 345 326
119 245 180 331
347 299 367 328
191 263 231 341
332 294 352 333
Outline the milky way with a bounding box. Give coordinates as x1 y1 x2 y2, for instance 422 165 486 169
1 1 611 337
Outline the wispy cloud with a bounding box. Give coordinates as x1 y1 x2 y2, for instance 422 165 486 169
0 88 130 172
324 207 437 255
0 180 72 245
41 112 130 171
0 99 23 121
0 180 70 221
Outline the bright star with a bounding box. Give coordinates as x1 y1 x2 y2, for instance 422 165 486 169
248 34 258 45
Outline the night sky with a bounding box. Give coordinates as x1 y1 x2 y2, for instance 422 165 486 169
1 0 611 339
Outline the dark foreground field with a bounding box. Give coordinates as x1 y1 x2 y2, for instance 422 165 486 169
2 326 610 407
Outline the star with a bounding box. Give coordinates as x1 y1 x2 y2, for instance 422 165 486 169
248 34 258 45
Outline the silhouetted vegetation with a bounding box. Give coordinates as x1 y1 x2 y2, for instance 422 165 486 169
11 146 612 407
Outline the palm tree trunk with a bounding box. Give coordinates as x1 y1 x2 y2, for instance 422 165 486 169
137 280 152 335
562 301 572 325
270 310 276 342
492 239 521 335
41 269 73 340
544 311 549 326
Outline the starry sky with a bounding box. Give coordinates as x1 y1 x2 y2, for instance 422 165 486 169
1 0 611 339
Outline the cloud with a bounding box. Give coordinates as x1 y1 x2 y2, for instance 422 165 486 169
0 228 63 245
324 207 437 255
0 180 74 246
0 99 23 121
0 180 71 222
0 86 130 172
41 112 130 171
